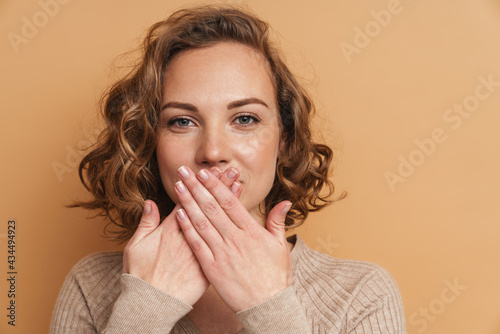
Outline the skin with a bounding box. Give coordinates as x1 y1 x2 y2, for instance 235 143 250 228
156 41 283 224
123 42 293 324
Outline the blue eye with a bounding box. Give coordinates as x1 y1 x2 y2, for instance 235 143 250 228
234 115 259 125
169 118 194 127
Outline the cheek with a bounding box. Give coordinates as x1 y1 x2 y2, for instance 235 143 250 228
237 136 279 167
156 138 189 202
238 123 281 162
236 130 280 198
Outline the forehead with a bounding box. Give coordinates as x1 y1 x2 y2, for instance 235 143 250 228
162 42 276 108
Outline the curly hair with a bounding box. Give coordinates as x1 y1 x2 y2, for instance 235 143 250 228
73 4 346 243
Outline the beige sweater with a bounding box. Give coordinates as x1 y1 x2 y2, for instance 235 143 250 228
50 235 406 333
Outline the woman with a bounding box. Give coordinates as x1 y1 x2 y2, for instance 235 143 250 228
50 5 406 333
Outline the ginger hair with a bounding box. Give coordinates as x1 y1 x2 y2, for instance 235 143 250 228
73 4 345 242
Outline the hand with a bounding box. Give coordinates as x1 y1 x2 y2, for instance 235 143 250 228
174 166 293 312
122 167 242 306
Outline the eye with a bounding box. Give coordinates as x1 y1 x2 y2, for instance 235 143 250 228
233 114 260 126
168 117 195 127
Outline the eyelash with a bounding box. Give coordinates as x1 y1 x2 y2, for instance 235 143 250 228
233 114 261 126
167 114 261 128
168 117 195 127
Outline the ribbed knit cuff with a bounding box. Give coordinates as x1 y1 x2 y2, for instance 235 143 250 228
103 274 193 333
235 286 311 334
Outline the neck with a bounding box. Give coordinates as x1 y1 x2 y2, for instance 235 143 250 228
250 207 267 227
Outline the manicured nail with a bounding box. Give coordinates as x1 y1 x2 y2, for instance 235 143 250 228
175 181 186 193
210 167 222 177
230 181 241 194
176 208 186 220
282 202 292 215
178 166 190 179
198 169 209 181
227 167 238 180
144 201 151 215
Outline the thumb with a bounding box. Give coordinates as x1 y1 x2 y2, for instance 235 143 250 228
128 200 161 246
265 201 292 240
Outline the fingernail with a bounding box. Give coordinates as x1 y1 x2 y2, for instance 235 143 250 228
176 209 186 220
282 202 292 215
210 167 222 177
144 201 151 215
227 167 238 180
230 181 241 194
178 166 190 179
175 181 186 193
198 169 209 181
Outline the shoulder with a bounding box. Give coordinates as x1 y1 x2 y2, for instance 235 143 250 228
70 251 123 276
290 235 405 331
292 236 399 292
67 251 123 295
52 252 124 332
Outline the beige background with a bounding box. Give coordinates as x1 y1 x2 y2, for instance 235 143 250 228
1 0 499 333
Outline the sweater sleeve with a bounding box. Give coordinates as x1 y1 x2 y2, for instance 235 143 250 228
50 267 99 334
50 254 193 334
102 274 192 333
235 286 311 334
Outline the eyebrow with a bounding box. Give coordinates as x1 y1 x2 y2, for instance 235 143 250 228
161 97 269 112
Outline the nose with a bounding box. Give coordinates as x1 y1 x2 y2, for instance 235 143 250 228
195 126 232 168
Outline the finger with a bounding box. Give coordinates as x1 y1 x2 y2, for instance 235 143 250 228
127 200 161 246
209 167 242 197
229 181 243 198
160 203 184 234
213 167 242 198
209 166 222 178
174 179 227 247
176 208 214 263
218 167 240 189
180 166 251 230
265 201 292 242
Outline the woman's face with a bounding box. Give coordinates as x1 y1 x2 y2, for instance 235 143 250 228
156 42 282 224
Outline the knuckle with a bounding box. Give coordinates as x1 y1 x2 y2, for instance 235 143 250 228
189 180 202 191
203 177 218 190
179 220 193 231
190 240 202 251
202 201 219 214
181 195 195 206
196 218 211 231
138 217 154 228
220 196 237 211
